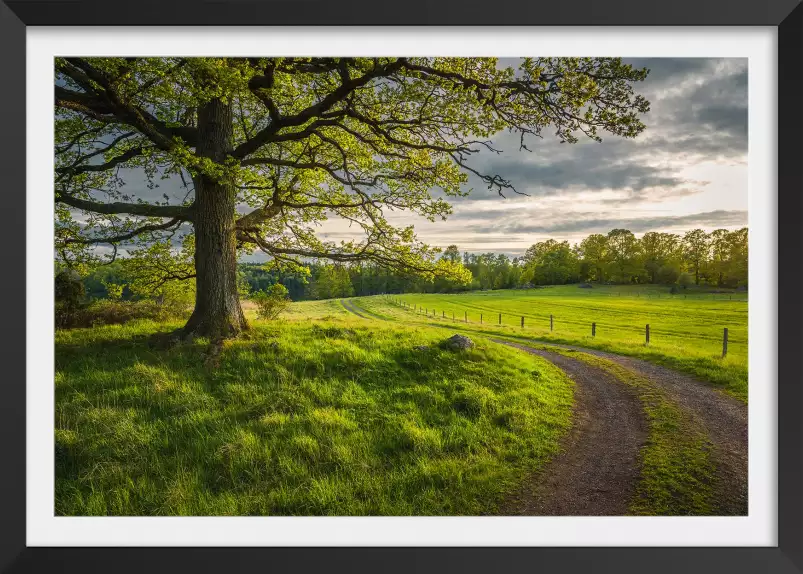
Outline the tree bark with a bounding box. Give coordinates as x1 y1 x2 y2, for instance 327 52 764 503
182 98 248 339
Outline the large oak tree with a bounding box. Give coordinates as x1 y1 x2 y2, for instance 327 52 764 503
55 57 650 339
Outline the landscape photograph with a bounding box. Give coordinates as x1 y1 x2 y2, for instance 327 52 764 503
54 56 748 517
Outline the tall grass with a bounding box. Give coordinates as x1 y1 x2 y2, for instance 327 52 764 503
55 319 573 516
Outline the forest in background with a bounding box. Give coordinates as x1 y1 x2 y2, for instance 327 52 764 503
80 226 748 303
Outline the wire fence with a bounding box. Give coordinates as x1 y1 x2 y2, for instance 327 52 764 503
383 295 738 357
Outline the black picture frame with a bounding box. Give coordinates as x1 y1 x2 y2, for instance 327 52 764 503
0 1 800 572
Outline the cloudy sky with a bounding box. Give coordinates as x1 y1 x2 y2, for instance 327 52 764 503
78 58 748 260
317 58 748 257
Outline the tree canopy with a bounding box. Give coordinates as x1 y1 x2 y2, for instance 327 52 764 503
54 57 651 336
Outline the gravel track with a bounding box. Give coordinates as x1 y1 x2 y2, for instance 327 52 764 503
579 348 748 515
502 339 748 516
497 343 648 516
338 300 747 515
340 299 372 320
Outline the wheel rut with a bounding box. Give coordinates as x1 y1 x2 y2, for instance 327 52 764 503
580 349 748 515
341 298 747 515
509 340 748 515
498 339 747 515
496 342 648 516
340 298 371 319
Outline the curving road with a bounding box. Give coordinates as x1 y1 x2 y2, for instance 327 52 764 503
340 297 748 515
498 344 647 516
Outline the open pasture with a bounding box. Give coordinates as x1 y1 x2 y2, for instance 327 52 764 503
342 285 748 400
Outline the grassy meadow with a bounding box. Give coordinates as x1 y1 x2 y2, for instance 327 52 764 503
350 285 748 401
55 283 747 515
55 318 574 515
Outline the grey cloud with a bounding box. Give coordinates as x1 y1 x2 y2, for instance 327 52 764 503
625 58 713 88
473 151 690 195
638 60 748 158
445 58 746 206
113 168 193 205
469 209 747 235
451 137 704 206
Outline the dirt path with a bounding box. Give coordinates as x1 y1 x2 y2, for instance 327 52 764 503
574 347 748 515
503 339 748 515
497 342 648 516
340 299 372 319
338 300 747 514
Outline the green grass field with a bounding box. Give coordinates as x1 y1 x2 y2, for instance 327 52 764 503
342 285 747 401
55 319 573 516
55 283 747 516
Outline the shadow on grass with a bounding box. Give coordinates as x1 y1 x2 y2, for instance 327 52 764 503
55 321 572 516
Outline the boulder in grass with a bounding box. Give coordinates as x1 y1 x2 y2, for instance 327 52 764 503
442 334 474 351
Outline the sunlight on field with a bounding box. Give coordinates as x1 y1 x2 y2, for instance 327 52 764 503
281 285 748 401
400 287 745 354
55 319 573 516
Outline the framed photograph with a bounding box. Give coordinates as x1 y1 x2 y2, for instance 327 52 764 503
1 0 801 572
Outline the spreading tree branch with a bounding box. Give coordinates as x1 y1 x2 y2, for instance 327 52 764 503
232 59 405 159
56 59 198 149
57 193 194 220
59 218 184 246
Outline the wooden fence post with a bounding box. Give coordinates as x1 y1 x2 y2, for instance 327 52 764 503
452 312 455 322
646 324 650 345
592 322 596 337
722 328 728 358
498 313 502 325
550 314 553 331
442 310 445 318
480 313 483 324
521 316 524 328
465 311 467 323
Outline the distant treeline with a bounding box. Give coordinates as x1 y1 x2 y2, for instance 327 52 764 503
237 227 748 300
82 227 747 301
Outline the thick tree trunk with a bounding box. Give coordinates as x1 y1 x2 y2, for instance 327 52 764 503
182 98 248 339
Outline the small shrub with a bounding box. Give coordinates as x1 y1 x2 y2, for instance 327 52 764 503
251 284 291 321
101 279 125 301
55 270 85 309
55 270 86 328
56 299 188 329
678 272 694 289
656 264 680 285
